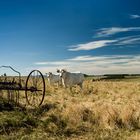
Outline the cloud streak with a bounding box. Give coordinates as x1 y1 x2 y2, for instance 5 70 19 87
116 36 140 45
130 14 140 19
96 27 140 37
68 40 116 51
68 34 140 51
68 26 140 51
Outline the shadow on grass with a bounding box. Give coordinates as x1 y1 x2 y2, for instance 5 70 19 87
26 103 57 117
0 98 18 111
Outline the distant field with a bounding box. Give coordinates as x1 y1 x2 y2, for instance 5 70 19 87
89 75 140 82
0 77 140 140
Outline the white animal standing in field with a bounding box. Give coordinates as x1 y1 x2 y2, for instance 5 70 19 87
46 72 61 86
57 69 84 88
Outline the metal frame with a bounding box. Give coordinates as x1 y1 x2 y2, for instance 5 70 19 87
0 66 46 107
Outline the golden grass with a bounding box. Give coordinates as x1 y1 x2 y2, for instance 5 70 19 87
0 78 140 139
43 79 140 137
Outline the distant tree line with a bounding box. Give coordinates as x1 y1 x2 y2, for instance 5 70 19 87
85 74 140 80
103 74 126 79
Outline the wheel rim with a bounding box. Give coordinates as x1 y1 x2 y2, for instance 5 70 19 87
25 70 45 107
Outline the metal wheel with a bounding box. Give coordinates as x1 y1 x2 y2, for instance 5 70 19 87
25 70 45 107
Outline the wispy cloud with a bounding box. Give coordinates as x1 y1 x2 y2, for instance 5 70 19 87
35 61 71 66
68 34 140 51
117 36 140 45
68 40 116 51
68 55 99 61
130 14 140 19
96 27 140 37
68 26 140 51
34 55 140 75
68 55 135 62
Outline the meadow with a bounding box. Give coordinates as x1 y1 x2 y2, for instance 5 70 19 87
0 76 140 140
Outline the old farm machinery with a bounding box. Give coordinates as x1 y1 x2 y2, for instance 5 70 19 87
0 66 45 107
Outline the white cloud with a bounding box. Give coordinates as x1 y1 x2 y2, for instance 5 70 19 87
68 35 140 51
68 40 116 51
117 37 140 45
35 61 71 66
35 62 50 65
96 27 140 37
67 26 140 52
108 35 140 47
68 55 134 62
130 14 140 19
34 55 140 75
68 55 99 61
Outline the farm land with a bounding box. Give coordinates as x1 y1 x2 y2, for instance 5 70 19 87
0 75 140 140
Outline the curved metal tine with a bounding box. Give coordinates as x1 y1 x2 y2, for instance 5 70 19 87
0 65 21 85
0 65 21 77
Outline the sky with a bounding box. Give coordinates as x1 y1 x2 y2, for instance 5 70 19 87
0 0 140 75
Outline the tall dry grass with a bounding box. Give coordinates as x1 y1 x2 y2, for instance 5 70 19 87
38 79 140 139
0 78 140 139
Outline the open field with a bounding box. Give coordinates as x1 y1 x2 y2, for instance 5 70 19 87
0 77 140 140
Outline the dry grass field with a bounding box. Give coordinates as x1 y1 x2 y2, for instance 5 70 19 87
0 77 140 140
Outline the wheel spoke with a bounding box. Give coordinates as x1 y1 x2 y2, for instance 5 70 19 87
25 70 45 107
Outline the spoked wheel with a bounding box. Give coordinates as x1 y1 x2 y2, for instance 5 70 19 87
25 70 45 107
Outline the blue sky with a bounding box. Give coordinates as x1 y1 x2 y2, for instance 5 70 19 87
0 0 140 75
